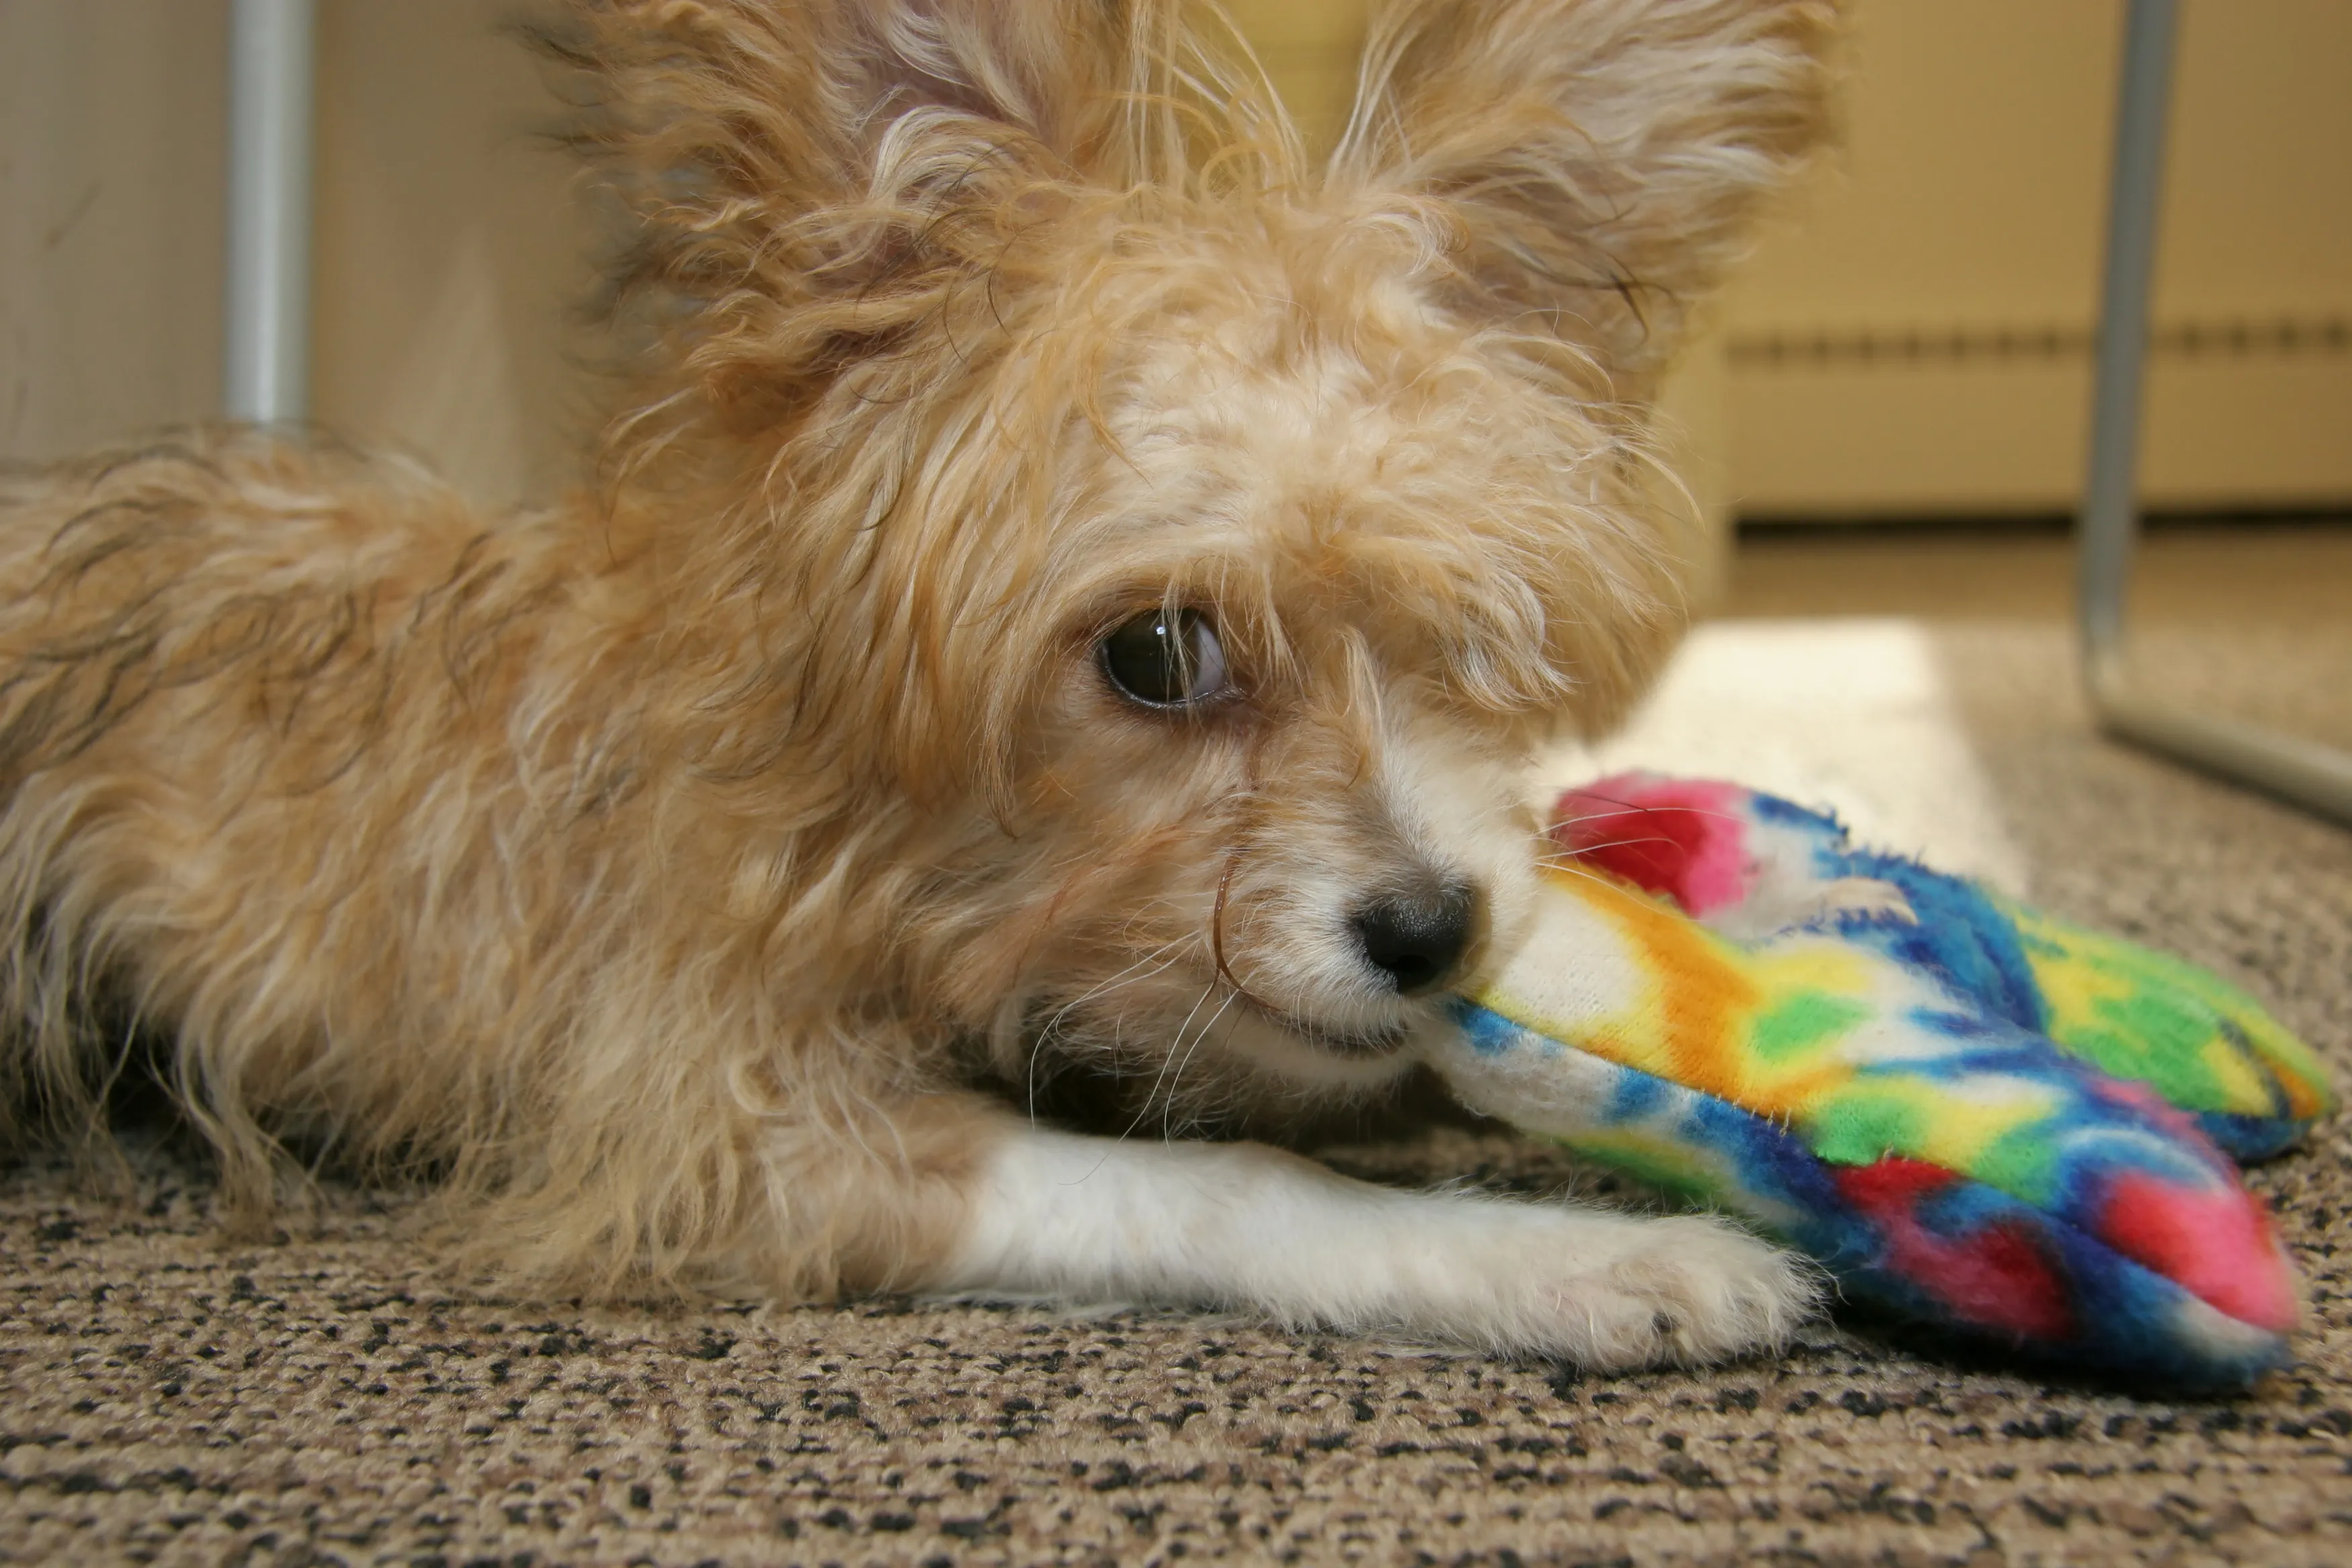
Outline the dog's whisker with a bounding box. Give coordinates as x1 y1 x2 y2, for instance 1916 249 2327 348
1535 832 1689 861
1058 969 1220 1185
1158 985 1240 1143
1553 793 1755 828
1118 977 1222 1148
1042 937 1187 1036
1526 858 1671 895
1524 832 1693 860
1018 936 1191 1122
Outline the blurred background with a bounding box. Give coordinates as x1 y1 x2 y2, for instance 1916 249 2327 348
9 1 2346 518
3 0 2347 853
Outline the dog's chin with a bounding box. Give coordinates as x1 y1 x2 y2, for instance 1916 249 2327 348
1240 995 1407 1058
1222 995 1434 1094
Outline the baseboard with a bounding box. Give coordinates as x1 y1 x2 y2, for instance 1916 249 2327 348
1721 315 2352 517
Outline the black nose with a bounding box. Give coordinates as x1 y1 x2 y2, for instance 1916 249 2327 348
1351 882 1477 995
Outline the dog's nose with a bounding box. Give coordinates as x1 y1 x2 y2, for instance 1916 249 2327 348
1351 882 1477 995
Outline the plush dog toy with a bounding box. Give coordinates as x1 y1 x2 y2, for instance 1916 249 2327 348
1428 773 2335 1387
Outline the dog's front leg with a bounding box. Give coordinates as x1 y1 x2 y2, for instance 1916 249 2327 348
928 1116 1817 1369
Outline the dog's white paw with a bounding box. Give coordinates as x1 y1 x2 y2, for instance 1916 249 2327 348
1539 1210 1821 1369
1390 1205 1822 1370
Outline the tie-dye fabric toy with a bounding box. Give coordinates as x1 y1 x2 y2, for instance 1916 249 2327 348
1426 773 2335 1387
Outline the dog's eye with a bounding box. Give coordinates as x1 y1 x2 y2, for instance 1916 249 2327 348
1099 608 1230 708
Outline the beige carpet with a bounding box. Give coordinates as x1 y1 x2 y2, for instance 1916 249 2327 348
5 529 2349 1567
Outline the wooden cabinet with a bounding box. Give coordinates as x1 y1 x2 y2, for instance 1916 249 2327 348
1716 0 2352 517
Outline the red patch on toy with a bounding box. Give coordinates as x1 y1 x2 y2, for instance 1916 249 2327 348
1551 777 1753 916
2097 1172 2300 1332
1835 1158 2075 1342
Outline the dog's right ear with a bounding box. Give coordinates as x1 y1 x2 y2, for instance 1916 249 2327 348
539 0 1132 432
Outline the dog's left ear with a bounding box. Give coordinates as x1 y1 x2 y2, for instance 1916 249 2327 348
1332 0 1839 391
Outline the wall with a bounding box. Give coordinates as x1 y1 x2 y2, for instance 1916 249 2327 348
1 0 595 509
1226 0 1367 153
1 0 230 458
307 0 600 507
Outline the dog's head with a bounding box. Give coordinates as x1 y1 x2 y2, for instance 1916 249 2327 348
559 0 1834 1119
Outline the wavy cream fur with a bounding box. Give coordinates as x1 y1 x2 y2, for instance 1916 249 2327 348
0 0 1834 1363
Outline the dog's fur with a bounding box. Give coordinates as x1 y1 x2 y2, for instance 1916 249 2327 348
0 0 1835 1367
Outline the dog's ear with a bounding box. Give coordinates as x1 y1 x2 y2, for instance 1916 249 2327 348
1332 0 1838 389
541 0 1134 434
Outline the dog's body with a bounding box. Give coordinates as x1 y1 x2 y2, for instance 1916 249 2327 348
0 0 1834 1367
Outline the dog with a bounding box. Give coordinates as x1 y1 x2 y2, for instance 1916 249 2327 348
0 0 1834 1369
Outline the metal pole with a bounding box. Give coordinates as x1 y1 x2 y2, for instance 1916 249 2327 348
2078 0 2175 682
2076 0 2352 827
222 0 316 425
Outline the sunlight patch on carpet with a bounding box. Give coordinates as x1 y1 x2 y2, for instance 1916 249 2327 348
1547 618 2029 897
